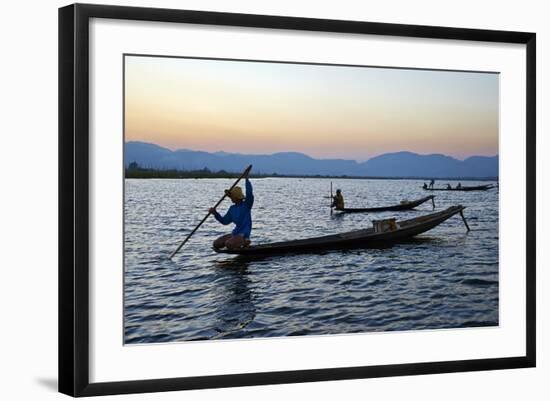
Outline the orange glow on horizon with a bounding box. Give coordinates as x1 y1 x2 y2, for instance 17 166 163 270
125 56 499 161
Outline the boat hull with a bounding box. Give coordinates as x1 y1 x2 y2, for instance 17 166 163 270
423 185 494 192
336 195 434 213
214 205 465 256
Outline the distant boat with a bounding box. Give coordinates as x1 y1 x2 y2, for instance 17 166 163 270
214 205 466 256
423 184 494 192
335 195 435 213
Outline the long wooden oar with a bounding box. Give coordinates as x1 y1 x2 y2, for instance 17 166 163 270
460 210 471 231
330 181 333 215
169 164 252 259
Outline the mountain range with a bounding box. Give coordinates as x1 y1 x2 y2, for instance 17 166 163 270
125 141 498 179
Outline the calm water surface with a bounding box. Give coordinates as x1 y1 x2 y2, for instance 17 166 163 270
124 178 499 343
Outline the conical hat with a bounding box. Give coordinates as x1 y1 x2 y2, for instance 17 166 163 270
226 186 245 200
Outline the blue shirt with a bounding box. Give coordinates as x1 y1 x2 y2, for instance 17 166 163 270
213 179 254 238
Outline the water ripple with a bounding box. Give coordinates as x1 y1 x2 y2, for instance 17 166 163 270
124 178 499 343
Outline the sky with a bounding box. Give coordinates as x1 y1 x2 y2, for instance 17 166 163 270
124 55 499 161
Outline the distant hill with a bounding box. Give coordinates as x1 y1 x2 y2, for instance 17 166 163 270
125 141 498 179
361 151 498 178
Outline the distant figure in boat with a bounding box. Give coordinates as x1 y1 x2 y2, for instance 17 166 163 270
422 183 428 190
332 189 345 210
447 184 452 189
456 183 462 189
210 175 254 250
429 179 435 189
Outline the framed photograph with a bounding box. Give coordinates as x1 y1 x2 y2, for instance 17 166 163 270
59 3 536 397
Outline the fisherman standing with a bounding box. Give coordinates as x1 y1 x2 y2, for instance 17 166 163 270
429 179 435 189
210 172 254 250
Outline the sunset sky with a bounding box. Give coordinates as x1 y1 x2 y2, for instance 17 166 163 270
124 55 499 161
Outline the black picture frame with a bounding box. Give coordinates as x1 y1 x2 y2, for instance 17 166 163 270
59 3 536 397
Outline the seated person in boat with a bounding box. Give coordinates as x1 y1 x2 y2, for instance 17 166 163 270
332 189 345 210
210 177 254 250
456 183 462 189
446 183 452 189
422 182 428 190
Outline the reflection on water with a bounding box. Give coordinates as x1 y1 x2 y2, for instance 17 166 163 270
124 178 499 343
209 261 255 340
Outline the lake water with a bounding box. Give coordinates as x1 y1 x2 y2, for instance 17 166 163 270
124 178 499 344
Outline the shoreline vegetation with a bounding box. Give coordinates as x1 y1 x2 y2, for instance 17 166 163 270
125 163 498 182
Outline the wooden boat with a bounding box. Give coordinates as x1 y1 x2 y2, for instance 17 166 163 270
423 184 494 192
214 205 466 256
335 195 435 213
